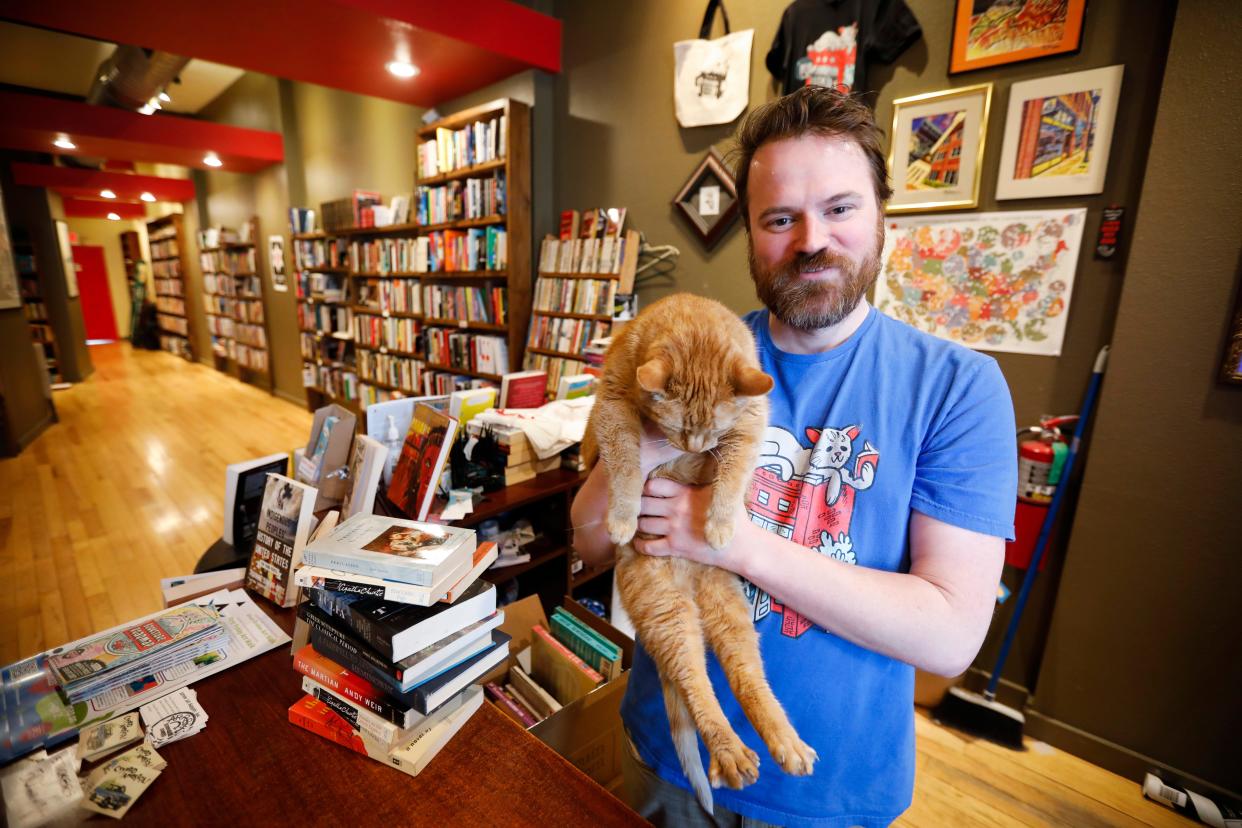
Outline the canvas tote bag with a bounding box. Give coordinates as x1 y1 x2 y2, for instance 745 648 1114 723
673 0 754 127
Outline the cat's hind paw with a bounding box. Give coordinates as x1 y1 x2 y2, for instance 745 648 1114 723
708 740 760 790
767 731 818 777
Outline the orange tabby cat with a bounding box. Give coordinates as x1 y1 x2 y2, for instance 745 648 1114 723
585 293 817 812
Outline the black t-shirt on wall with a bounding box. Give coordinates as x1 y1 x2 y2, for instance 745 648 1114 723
766 0 921 96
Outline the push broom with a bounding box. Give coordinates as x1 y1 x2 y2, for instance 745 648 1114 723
933 345 1109 748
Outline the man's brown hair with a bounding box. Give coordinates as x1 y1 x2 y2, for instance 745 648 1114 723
732 87 893 228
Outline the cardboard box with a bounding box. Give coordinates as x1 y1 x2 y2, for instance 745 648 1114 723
483 595 633 790
297 403 357 510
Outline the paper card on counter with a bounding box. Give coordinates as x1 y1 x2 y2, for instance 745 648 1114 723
77 711 143 763
1 746 83 828
104 742 167 773
139 688 208 747
80 757 161 820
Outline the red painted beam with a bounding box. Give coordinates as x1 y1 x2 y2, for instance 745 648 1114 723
11 163 195 202
0 91 283 173
62 198 147 220
2 0 560 107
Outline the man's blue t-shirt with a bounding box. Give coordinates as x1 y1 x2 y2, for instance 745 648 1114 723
620 305 1017 828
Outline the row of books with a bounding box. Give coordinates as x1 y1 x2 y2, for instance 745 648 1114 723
532 276 618 316
150 237 180 259
235 343 269 371
157 296 186 316
290 207 316 235
236 322 267 348
200 248 255 275
358 383 404 407
159 334 191 356
357 351 423 393
154 277 184 297
353 314 420 353
527 315 611 356
424 331 508 376
427 227 508 273
207 315 233 339
303 362 359 401
538 234 628 275
295 238 349 270
203 272 238 296
366 278 421 315
423 370 494 396
423 284 507 325
157 313 188 335
299 271 347 302
350 238 421 274
415 172 506 225
21 301 46 320
152 258 183 279
236 299 265 324
419 117 507 179
321 191 383 231
299 304 352 336
524 352 593 397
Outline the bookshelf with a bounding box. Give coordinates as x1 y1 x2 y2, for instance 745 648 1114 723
14 230 61 383
197 219 272 390
147 213 193 361
524 227 639 396
291 97 532 414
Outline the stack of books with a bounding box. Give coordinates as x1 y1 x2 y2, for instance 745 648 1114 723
485 605 622 728
288 514 508 778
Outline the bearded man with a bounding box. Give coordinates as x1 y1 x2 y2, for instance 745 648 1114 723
572 86 1017 828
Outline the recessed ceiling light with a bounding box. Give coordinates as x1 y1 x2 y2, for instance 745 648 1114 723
386 60 420 79
203 153 223 168
140 192 156 203
158 91 171 102
100 189 117 199
106 212 121 221
138 103 157 115
53 136 76 150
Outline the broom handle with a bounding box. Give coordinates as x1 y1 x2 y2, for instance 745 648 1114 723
984 346 1109 701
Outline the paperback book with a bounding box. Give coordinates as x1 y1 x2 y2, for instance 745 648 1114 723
245 473 318 607
340 434 386 521
499 370 547 408
387 403 459 520
300 514 475 586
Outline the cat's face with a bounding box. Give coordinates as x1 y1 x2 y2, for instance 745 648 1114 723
636 357 772 454
809 430 852 470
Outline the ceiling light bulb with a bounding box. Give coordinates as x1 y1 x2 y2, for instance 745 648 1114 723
386 61 420 79
138 103 156 115
106 212 121 221
100 189 117 199
53 136 76 150
140 192 156 203
158 91 171 102
203 153 223 168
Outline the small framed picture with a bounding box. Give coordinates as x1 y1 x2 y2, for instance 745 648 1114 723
886 83 993 214
996 65 1124 200
672 148 739 250
949 0 1087 74
1222 281 1242 385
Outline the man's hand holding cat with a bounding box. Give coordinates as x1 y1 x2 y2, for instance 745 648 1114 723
632 477 754 570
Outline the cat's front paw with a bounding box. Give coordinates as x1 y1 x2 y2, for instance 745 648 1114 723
606 512 639 546
703 516 734 551
766 729 818 777
708 739 760 790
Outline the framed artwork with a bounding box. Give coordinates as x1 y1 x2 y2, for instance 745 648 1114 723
949 0 1087 74
268 234 288 293
672 148 739 250
54 220 78 298
886 84 993 214
995 65 1124 200
875 208 1087 356
0 179 18 309
1222 280 1242 385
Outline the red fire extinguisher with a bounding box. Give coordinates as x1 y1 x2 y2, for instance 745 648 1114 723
1006 415 1077 570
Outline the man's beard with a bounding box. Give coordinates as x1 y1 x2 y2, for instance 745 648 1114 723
749 220 885 331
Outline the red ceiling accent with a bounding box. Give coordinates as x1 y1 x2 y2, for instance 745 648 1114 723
0 91 283 173
11 163 196 202
62 198 146 220
4 1 561 108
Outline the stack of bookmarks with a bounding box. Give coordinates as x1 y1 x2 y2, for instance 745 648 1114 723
288 513 508 777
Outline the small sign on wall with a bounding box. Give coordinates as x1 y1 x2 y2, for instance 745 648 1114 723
268 235 288 292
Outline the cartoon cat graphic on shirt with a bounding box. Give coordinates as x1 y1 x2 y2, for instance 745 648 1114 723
757 424 875 506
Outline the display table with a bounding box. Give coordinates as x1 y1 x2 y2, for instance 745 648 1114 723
123 603 645 826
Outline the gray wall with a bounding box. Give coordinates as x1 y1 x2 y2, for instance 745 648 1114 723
1029 0 1242 796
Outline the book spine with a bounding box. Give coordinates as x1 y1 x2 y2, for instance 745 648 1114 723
346 605 397 660
304 607 407 692
306 590 396 660
288 701 368 756
532 624 604 683
292 648 411 727
301 551 435 586
305 679 403 746
484 682 536 728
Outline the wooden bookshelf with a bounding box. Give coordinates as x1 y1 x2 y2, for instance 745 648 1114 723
196 218 272 390
146 213 193 361
293 229 359 411
13 231 62 383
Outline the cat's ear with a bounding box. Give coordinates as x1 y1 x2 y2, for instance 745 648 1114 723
732 364 774 397
636 359 669 394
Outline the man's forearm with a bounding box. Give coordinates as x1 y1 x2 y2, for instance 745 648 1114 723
723 519 989 677
570 463 616 566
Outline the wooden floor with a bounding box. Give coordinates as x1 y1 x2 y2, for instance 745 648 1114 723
0 343 1183 826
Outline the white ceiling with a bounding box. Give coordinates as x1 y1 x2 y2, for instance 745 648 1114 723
0 21 245 113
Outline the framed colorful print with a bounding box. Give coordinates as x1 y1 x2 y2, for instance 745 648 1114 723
949 0 1087 74
995 65 1124 200
886 84 993 214
672 148 739 250
875 208 1087 356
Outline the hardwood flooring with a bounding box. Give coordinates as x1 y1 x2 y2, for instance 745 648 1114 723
0 343 1181 826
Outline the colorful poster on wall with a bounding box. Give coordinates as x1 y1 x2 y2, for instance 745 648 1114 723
875 209 1087 356
268 235 287 292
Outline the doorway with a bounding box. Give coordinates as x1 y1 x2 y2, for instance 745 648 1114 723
71 244 120 342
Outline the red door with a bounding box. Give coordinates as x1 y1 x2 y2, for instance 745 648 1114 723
71 245 120 341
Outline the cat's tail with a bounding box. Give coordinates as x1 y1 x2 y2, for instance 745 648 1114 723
665 683 713 815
